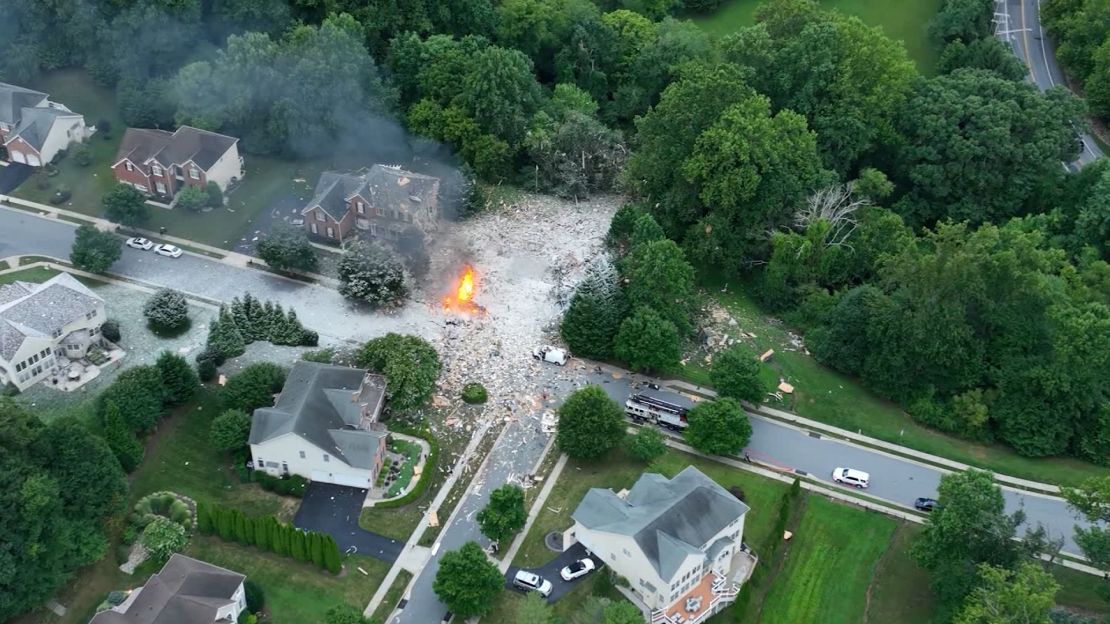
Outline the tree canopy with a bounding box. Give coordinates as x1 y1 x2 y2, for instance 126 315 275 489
433 541 504 617
356 334 442 411
557 385 627 460
70 224 122 274
683 398 753 456
476 484 527 543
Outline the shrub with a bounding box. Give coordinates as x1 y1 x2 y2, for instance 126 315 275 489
461 382 488 404
144 288 190 333
223 363 287 412
156 351 199 404
73 143 93 167
626 426 666 463
122 525 138 545
244 579 265 612
116 544 132 565
211 409 252 451
49 187 72 204
197 358 217 382
101 319 121 343
301 348 335 363
169 499 190 524
97 119 112 136
205 181 223 208
252 471 308 498
140 516 188 563
371 425 438 509
176 186 209 212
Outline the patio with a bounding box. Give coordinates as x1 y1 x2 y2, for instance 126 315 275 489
650 550 757 624
42 343 126 392
363 432 430 505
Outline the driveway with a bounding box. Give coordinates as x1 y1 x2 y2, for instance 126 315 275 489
0 163 33 193
506 542 602 603
293 482 402 563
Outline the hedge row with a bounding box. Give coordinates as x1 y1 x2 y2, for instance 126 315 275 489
372 427 438 510
196 501 340 574
732 479 805 615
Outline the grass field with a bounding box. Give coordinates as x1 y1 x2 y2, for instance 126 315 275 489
690 0 943 74
484 565 631 623
758 497 897 623
690 284 1110 488
371 570 413 623
864 524 936 623
0 266 61 285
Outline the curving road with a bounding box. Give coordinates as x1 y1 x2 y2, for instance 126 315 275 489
997 0 1104 167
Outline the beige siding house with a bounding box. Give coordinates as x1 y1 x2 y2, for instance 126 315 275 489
565 467 755 624
249 361 388 489
0 273 106 392
0 82 90 167
90 554 246 624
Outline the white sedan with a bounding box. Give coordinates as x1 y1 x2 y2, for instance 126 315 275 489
126 237 154 250
560 558 595 581
153 244 183 258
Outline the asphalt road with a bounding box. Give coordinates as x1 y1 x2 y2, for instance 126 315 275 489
998 0 1104 167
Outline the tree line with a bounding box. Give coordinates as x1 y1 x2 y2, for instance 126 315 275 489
196 500 342 574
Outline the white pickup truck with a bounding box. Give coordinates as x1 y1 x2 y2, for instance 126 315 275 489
532 345 567 366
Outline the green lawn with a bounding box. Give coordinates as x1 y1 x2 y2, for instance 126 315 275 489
698 286 1110 488
186 537 388 624
370 570 413 623
758 498 896 623
0 266 61 285
484 567 632 623
863 524 936 624
690 0 943 74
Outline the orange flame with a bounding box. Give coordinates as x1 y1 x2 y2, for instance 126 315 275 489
456 267 475 303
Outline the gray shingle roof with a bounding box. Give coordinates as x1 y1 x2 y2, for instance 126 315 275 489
115 126 238 171
0 82 47 126
249 361 387 470
572 466 749 583
301 165 439 221
89 554 245 624
0 273 103 360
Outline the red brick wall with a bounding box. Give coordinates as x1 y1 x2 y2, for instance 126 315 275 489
112 160 152 191
181 162 208 190
6 137 42 165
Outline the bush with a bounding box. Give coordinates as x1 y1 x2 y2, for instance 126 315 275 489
73 143 93 167
371 426 438 509
122 525 138 545
253 471 308 497
197 358 218 382
97 119 112 136
223 363 287 412
175 185 209 212
140 516 188 563
143 288 190 333
116 544 132 565
626 426 666 463
169 499 190 524
205 181 223 208
461 382 488 404
301 348 335 363
156 351 200 405
244 579 265 612
210 409 252 451
49 187 72 204
101 319 121 343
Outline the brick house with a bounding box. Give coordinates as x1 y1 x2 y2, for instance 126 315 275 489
300 165 440 243
112 126 243 200
0 82 90 167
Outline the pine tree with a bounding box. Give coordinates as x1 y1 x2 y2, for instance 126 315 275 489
243 514 256 546
156 351 200 404
233 509 250 545
290 529 306 561
101 400 144 472
274 523 290 556
217 506 234 540
246 294 264 338
208 307 246 359
231 296 249 338
323 534 342 574
261 301 278 341
253 517 270 551
309 532 325 568
196 501 213 535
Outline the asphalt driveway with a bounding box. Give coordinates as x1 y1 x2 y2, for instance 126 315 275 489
0 163 32 193
293 482 402 563
506 542 602 603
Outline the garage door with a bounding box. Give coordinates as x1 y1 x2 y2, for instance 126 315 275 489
10 151 25 164
26 154 40 167
311 470 370 489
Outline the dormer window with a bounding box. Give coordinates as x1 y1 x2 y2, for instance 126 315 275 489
125 162 134 172
357 201 365 215
152 165 162 176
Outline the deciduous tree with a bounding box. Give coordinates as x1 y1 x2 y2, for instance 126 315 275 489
621 239 695 334
477 484 527 543
337 241 409 307
70 224 121 274
683 398 752 456
356 334 441 411
626 426 666 463
222 363 286 412
101 400 144 472
952 563 1059 624
210 409 252 452
256 223 319 273
710 346 766 402
102 183 151 228
433 542 504 617
614 306 681 373
557 385 627 460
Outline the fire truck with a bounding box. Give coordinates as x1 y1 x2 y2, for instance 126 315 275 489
624 388 695 430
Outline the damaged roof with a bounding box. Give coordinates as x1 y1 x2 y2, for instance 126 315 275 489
249 361 387 469
90 554 245 624
115 125 238 171
572 466 749 583
0 273 103 361
302 165 439 221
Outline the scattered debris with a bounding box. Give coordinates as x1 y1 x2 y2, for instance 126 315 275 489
777 381 795 394
760 349 775 363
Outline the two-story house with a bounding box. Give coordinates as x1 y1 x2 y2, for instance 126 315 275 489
300 165 440 243
90 554 247 624
0 273 106 392
566 466 755 624
249 361 389 489
112 126 243 200
0 82 90 167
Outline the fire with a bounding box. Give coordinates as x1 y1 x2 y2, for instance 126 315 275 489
443 265 481 313
456 267 475 303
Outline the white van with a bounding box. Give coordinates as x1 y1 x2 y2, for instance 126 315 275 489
832 467 870 489
532 346 567 366
512 570 553 597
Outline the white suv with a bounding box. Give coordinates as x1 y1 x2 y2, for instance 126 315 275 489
512 570 553 597
832 467 870 489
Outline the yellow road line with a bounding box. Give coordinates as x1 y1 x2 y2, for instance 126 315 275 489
1020 0 1036 81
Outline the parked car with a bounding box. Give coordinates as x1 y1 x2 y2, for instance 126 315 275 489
914 497 938 512
153 244 183 258
512 570 553 597
560 558 596 581
532 346 567 366
832 467 870 489
126 237 154 250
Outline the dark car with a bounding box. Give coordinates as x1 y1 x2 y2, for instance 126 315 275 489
914 497 938 512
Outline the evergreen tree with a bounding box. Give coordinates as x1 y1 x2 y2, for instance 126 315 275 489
323 534 342 574
196 501 213 534
155 351 200 404
310 531 325 568
254 517 270 551
291 529 306 561
233 509 250 545
217 506 234 540
101 400 144 472
243 514 255 546
231 296 252 341
207 308 246 359
560 257 625 359
275 524 291 557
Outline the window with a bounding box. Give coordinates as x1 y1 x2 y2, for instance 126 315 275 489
326 227 334 238
86 310 96 320
299 450 306 459
375 205 384 217
125 161 133 172
315 210 325 222
622 548 631 557
310 223 318 235
155 182 166 194
189 168 200 180
152 165 162 176
32 354 39 364
357 201 365 214
323 454 330 462
51 329 61 338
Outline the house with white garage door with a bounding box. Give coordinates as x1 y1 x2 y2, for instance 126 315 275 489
0 82 90 167
249 361 388 489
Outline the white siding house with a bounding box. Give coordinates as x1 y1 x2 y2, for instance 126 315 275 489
0 82 91 167
565 467 754 623
249 361 388 489
0 273 106 391
201 141 244 191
